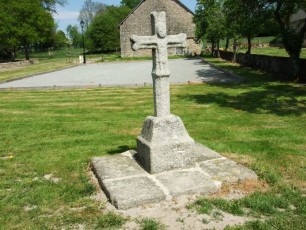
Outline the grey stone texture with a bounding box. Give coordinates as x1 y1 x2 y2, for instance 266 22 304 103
131 11 187 117
119 0 202 57
155 170 222 197
199 158 258 183
136 115 195 174
91 149 257 210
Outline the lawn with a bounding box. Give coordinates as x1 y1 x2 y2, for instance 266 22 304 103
0 58 77 83
0 58 305 229
238 47 306 59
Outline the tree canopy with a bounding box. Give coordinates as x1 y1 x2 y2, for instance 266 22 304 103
120 0 141 9
266 0 306 81
0 0 58 60
87 6 131 51
194 0 306 81
78 0 107 29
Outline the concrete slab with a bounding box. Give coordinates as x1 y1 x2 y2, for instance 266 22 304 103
103 176 166 210
91 147 257 210
155 169 221 197
199 158 258 183
92 154 145 180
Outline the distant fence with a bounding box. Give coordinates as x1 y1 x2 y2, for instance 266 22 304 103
219 51 306 81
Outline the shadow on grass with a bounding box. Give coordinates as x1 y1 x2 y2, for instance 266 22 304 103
107 145 130 155
183 84 305 116
186 57 306 116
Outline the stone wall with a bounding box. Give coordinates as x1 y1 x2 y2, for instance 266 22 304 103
119 0 201 57
219 50 306 81
0 59 39 70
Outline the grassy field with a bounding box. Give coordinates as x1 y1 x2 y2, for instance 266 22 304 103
0 48 84 83
238 47 306 59
0 57 305 229
0 58 77 83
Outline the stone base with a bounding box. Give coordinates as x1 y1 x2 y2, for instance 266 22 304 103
91 144 258 210
136 114 196 174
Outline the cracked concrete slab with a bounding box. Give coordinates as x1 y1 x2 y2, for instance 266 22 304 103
103 176 166 210
91 146 257 210
199 158 258 183
155 169 221 197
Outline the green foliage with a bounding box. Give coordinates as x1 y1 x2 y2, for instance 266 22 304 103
0 0 56 60
194 0 226 44
139 218 166 230
78 0 107 29
188 198 214 214
223 0 269 54
87 6 130 51
66 25 82 49
95 212 126 229
267 0 306 80
120 0 141 9
55 30 68 49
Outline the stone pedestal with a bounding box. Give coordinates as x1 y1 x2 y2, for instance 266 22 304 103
136 114 196 174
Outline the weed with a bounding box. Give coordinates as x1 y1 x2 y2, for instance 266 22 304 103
139 218 166 230
95 212 126 229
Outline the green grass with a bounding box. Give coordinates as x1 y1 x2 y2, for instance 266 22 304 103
238 47 306 59
138 218 166 230
0 57 305 228
0 58 77 83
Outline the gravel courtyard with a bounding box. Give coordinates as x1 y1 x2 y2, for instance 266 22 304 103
0 58 239 89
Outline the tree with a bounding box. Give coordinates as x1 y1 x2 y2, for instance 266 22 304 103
120 0 141 9
265 0 306 82
87 6 131 51
55 30 68 49
0 0 56 60
41 0 66 12
66 25 82 48
78 0 107 29
223 0 268 55
194 0 226 57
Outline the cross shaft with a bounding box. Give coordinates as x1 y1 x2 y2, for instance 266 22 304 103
131 11 187 117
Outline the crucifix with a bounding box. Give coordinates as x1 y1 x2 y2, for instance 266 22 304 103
131 11 187 117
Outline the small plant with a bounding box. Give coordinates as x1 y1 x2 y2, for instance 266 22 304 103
139 218 166 230
188 198 214 214
211 199 244 216
212 210 224 222
95 212 126 229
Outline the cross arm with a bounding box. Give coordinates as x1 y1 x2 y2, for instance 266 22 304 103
130 35 158 51
167 33 187 48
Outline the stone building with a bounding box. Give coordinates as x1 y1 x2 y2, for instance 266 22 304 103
119 0 202 57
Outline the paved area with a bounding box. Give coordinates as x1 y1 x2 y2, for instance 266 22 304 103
91 144 257 210
0 58 242 89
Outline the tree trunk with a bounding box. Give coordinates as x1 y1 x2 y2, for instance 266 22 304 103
246 36 252 55
289 52 301 82
24 45 30 60
233 39 237 62
211 41 215 57
225 37 229 51
216 40 220 58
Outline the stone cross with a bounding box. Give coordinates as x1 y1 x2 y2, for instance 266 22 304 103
131 11 187 117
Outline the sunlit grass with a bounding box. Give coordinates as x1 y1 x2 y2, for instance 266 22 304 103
0 59 305 228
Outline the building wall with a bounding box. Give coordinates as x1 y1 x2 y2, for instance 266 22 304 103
120 0 201 57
